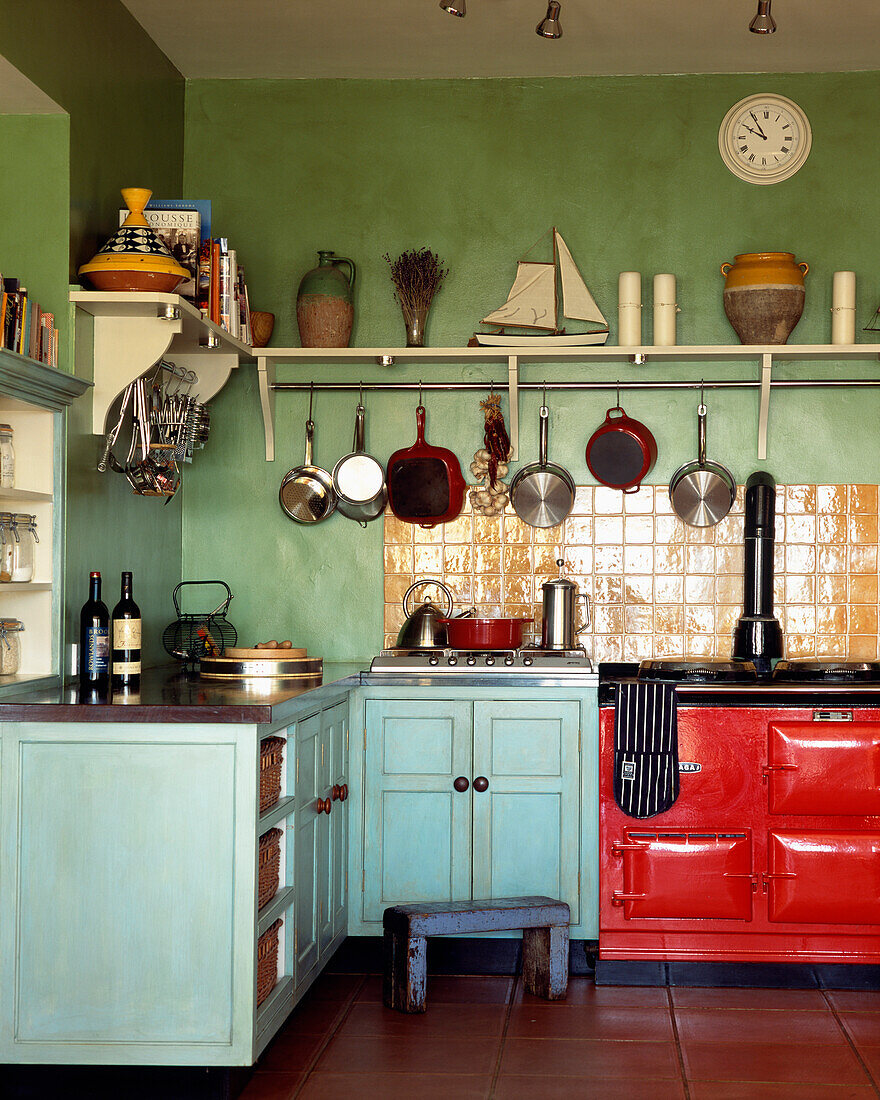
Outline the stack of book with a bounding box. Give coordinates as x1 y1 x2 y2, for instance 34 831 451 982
0 276 59 366
122 199 252 346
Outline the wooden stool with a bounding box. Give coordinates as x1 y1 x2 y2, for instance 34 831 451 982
382 895 570 1013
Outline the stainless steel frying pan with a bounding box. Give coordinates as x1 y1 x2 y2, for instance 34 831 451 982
510 401 574 528
332 398 387 526
669 400 736 527
279 387 337 524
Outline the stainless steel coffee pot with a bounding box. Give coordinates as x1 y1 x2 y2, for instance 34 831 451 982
541 561 590 650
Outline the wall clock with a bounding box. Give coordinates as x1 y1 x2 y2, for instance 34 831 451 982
718 93 812 185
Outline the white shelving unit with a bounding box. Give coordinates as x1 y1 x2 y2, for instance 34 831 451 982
0 347 89 692
69 289 252 434
255 342 880 463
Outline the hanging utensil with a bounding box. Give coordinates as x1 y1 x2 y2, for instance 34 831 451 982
279 382 337 524
586 386 657 494
332 387 387 527
669 389 736 527
386 385 466 528
510 388 574 528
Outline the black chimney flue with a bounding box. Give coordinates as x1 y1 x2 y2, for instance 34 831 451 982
732 470 783 677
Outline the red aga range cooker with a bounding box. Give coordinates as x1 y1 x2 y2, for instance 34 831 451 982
599 658 880 965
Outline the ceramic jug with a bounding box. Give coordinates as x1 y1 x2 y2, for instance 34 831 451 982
720 251 808 345
296 250 356 348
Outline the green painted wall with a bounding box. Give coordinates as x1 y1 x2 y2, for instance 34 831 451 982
181 71 880 660
0 1 186 665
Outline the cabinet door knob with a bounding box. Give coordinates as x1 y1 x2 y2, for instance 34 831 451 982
317 797 332 814
453 776 470 792
332 784 342 801
473 776 489 793
340 783 348 801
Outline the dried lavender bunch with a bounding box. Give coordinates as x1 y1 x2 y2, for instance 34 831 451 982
384 248 448 314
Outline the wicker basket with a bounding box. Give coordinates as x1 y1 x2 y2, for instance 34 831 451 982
259 736 285 812
258 827 283 910
256 918 282 1008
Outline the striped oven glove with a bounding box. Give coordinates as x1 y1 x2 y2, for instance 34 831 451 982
613 680 679 818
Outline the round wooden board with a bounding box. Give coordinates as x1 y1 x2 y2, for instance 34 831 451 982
200 655 322 680
224 646 307 659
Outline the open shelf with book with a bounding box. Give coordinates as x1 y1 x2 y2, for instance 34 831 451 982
70 290 252 434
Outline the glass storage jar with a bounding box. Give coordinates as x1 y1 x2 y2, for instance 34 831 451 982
0 512 14 582
0 618 23 675
0 424 14 489
10 513 38 582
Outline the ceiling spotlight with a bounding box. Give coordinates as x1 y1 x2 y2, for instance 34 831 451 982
749 0 777 34
537 0 562 38
439 0 466 15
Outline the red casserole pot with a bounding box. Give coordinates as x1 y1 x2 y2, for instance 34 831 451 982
387 404 466 528
586 404 657 494
438 617 534 650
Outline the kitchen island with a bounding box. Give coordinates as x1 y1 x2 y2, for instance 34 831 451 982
0 664 598 1067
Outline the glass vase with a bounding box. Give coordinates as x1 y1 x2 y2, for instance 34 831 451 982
401 304 429 347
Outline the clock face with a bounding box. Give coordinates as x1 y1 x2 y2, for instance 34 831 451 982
719 94 812 184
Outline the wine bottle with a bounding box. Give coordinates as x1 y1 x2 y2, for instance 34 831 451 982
79 571 109 689
111 570 141 687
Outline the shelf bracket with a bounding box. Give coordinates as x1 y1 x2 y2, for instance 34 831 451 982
257 355 276 461
757 352 772 461
169 352 238 405
507 355 519 460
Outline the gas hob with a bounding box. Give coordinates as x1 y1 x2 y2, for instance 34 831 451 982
369 647 593 675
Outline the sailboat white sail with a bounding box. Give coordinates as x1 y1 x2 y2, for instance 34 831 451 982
475 228 609 347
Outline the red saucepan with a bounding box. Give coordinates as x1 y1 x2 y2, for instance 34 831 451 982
438 616 534 650
586 404 657 494
387 403 466 528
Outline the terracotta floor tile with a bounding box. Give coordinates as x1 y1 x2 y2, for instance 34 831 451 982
839 1011 880 1046
495 1075 686 1099
681 1040 870 1085
257 1030 328 1073
237 1071 307 1100
303 972 364 1002
298 1072 492 1099
337 1001 506 1038
828 990 880 1013
853 1044 880 1080
356 974 513 1004
514 978 669 1008
315 1033 501 1075
273 995 349 1036
689 1083 875 1100
675 1008 845 1044
500 1037 680 1079
671 987 830 1010
507 1004 674 1041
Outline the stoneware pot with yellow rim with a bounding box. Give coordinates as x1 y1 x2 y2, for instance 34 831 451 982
78 187 190 293
720 251 809 345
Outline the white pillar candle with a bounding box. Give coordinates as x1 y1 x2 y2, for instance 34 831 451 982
831 271 856 345
653 273 678 347
618 271 642 346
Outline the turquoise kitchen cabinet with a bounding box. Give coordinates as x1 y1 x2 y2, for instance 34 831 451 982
351 685 598 939
0 683 353 1067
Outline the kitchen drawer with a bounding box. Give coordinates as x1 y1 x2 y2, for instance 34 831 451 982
767 721 880 816
768 830 880 924
612 830 753 921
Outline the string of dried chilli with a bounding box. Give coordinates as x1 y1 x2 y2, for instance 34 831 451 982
480 392 511 488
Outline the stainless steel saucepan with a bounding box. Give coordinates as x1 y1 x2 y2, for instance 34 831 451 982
510 398 574 528
332 395 387 527
279 384 337 524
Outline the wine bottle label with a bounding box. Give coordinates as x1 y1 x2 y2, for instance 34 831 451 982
113 619 141 649
87 627 109 675
112 659 141 676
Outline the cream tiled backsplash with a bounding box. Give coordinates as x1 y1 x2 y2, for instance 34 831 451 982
383 484 880 663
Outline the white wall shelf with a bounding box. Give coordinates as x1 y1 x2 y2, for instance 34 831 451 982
255 343 880 463
0 488 53 502
70 289 252 434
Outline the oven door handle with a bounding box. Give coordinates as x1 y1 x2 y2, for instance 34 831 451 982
611 891 647 906
762 763 798 781
611 843 647 856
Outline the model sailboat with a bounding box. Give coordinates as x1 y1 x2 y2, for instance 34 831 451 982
474 228 609 347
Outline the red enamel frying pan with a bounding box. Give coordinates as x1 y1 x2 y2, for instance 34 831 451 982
387 403 466 528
